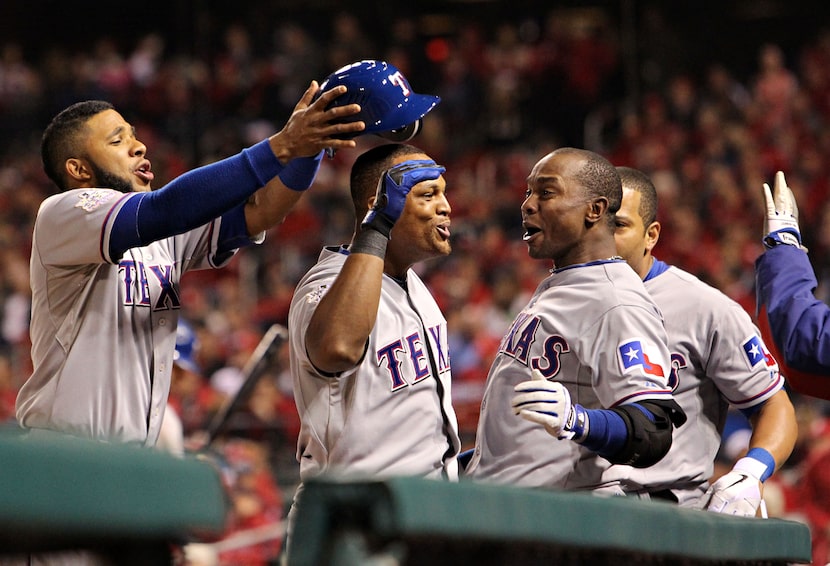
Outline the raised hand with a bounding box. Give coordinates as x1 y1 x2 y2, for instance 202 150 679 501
762 171 804 250
269 81 366 163
362 159 445 238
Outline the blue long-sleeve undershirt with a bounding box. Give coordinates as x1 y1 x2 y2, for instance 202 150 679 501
756 244 830 373
109 139 282 259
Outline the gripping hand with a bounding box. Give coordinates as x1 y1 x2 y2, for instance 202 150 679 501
511 369 588 441
704 452 771 517
362 159 445 238
703 471 762 517
763 171 803 250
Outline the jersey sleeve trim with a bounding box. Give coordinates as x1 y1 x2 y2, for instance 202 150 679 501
100 193 137 264
611 388 674 407
727 372 784 409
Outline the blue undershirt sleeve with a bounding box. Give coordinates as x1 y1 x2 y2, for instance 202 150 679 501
216 203 254 255
109 139 282 259
278 151 323 191
579 406 633 458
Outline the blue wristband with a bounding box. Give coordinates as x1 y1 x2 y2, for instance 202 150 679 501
243 139 285 185
279 151 323 191
743 447 776 482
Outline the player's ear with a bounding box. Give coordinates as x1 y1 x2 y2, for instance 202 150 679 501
65 157 92 184
645 220 661 252
585 196 608 226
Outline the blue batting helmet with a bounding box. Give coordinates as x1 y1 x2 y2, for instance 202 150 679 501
174 320 201 374
319 59 440 140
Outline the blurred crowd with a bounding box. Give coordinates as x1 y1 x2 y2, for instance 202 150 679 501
1 4 830 564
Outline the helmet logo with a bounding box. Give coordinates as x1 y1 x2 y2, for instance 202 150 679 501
388 71 411 97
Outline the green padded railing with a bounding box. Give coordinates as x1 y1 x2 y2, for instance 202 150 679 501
0 428 227 552
288 475 812 565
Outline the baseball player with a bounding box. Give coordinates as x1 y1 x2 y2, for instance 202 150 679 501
15 82 364 446
756 171 830 400
613 166 796 515
285 143 460 556
465 148 686 494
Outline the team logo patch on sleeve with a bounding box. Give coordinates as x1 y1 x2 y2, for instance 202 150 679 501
74 189 117 212
618 339 665 378
742 335 777 368
304 284 329 304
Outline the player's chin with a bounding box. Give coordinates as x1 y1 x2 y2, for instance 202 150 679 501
427 236 452 257
429 238 452 256
526 242 545 259
427 228 452 255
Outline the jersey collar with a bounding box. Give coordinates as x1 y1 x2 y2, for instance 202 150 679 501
644 258 670 282
550 256 625 274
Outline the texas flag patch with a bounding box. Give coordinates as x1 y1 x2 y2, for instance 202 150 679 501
742 335 777 369
618 339 665 378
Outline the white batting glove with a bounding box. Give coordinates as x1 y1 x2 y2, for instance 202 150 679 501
763 171 804 250
512 369 588 441
703 456 766 517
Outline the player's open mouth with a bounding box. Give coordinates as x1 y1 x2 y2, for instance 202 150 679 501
523 226 541 241
135 161 154 183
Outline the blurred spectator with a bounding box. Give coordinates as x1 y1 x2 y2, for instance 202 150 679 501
0 353 16 424
751 43 799 138
167 320 224 442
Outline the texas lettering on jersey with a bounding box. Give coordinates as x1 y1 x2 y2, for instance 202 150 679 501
668 352 687 391
119 258 181 310
497 313 570 379
376 323 450 391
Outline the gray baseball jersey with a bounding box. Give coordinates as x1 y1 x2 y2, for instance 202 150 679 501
288 246 460 485
465 260 674 492
621 261 784 506
16 188 237 445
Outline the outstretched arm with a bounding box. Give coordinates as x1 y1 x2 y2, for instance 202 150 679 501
244 81 364 235
108 82 363 258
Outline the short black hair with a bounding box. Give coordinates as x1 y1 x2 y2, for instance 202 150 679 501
349 143 425 216
41 100 114 191
550 147 621 226
617 166 659 226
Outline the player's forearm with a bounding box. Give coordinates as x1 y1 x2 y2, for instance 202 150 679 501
747 390 797 476
306 254 384 373
244 181 304 236
245 151 323 235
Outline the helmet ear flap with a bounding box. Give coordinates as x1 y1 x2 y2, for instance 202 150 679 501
377 119 422 142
